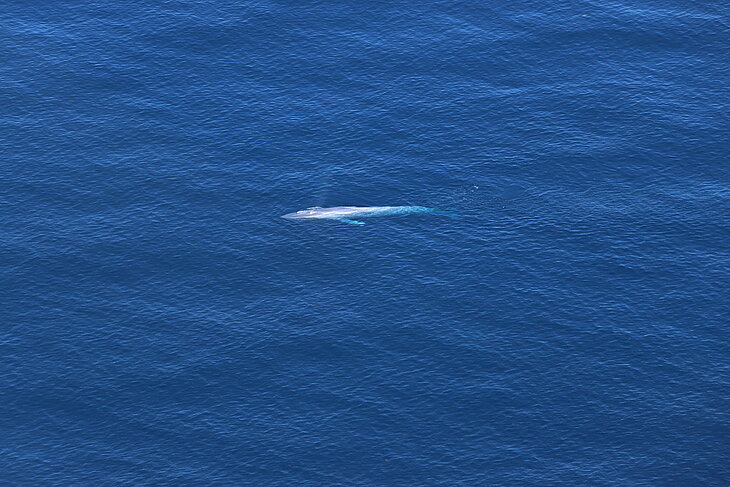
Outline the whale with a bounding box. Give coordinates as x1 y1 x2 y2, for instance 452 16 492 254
281 206 453 225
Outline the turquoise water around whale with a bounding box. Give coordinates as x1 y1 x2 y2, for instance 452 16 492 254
2 1 729 485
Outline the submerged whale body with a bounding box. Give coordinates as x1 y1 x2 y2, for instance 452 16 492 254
281 206 452 225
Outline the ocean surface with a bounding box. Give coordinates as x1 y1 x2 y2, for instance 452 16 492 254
2 1 729 485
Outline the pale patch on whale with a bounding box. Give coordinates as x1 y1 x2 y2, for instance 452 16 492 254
281 206 454 225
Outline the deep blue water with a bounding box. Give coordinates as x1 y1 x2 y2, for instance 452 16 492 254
2 1 729 485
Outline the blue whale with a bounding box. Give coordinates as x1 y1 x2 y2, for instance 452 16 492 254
281 206 453 225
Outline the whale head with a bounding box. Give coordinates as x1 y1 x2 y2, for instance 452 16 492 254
281 207 322 220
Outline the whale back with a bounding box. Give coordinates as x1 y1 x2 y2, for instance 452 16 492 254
281 205 449 221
